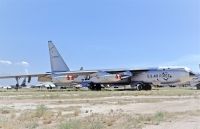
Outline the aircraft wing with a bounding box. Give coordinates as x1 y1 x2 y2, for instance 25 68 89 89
0 73 51 79
0 73 52 83
53 68 152 76
0 68 152 79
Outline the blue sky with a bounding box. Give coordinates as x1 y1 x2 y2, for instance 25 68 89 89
0 0 199 83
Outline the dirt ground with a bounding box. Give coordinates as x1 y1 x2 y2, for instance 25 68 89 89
0 88 199 129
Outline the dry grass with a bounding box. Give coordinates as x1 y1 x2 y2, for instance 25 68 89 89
0 106 197 129
58 110 200 129
0 88 199 129
0 105 57 129
0 88 199 100
58 111 166 129
0 107 11 115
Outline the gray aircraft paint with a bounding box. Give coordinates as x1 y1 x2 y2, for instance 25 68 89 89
131 68 194 86
0 41 196 89
48 41 70 73
48 42 196 87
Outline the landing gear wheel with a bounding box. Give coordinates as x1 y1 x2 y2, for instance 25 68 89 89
88 83 102 91
88 83 95 90
15 83 19 91
196 84 200 90
136 83 143 91
144 84 152 90
95 84 102 91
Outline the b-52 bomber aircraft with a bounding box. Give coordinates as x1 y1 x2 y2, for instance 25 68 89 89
0 41 197 91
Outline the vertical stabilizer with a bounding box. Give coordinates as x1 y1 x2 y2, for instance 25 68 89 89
48 41 70 73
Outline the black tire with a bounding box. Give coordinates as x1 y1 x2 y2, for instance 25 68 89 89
196 84 200 90
88 83 101 91
95 84 102 91
144 84 152 90
88 83 95 90
136 83 143 91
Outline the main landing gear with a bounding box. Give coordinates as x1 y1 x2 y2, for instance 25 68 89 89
15 77 20 91
132 82 152 91
88 83 102 91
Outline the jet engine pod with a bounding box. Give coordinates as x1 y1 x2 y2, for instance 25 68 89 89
115 74 122 80
66 75 75 80
117 71 132 79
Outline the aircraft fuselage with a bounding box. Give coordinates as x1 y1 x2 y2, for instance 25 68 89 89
51 67 195 88
132 68 194 86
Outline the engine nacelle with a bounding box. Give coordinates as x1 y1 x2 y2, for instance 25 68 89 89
116 71 132 79
115 74 122 80
66 75 75 80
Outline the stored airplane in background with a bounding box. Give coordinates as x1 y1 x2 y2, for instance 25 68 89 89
32 82 56 89
0 41 197 91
